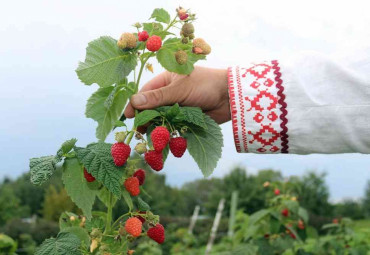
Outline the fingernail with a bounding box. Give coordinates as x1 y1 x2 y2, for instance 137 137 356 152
131 94 147 106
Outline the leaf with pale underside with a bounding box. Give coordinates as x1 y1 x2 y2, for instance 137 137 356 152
76 36 137 87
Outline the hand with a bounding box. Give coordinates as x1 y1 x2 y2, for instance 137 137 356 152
124 66 230 124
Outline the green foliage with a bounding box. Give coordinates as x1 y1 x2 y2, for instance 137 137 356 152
185 115 223 177
137 197 151 211
334 199 364 220
134 110 161 127
55 138 77 162
30 156 56 185
75 143 124 197
76 36 137 87
0 185 29 225
35 232 81 255
0 234 17 254
25 6 225 254
157 38 206 75
180 107 207 129
42 186 77 221
61 227 90 247
85 85 130 141
61 158 97 220
290 172 332 217
363 180 370 217
150 8 171 24
122 190 133 211
97 187 117 208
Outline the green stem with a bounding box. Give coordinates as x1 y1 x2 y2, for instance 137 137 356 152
125 129 136 145
104 192 114 234
112 212 131 229
164 16 178 33
135 62 146 94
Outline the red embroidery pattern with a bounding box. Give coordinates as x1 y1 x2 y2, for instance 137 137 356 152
228 61 288 153
236 67 248 151
227 67 241 152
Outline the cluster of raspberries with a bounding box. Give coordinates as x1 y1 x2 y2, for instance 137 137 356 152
117 31 162 52
145 126 188 171
124 217 165 244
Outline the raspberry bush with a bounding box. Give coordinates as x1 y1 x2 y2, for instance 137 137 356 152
28 7 223 254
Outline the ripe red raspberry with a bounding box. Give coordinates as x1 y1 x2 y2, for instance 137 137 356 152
332 218 339 224
151 126 170 152
147 223 165 244
169 137 187 158
281 208 289 217
138 30 149 42
125 217 142 237
111 143 131 166
179 13 189 20
124 177 140 196
290 233 296 239
144 150 163 171
274 188 280 195
83 168 95 182
146 35 162 52
133 169 146 185
136 211 146 223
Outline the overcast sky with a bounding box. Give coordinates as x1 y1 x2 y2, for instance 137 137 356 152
1 0 370 201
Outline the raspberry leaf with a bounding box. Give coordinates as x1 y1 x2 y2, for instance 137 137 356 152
122 190 133 211
76 36 137 87
62 227 90 247
180 107 207 130
165 103 180 121
150 8 171 24
184 115 223 177
30 156 56 185
97 187 117 208
143 22 164 35
298 207 309 223
55 138 78 162
134 110 161 127
75 143 124 197
62 158 97 220
35 231 81 255
137 197 151 211
86 85 130 141
157 46 206 75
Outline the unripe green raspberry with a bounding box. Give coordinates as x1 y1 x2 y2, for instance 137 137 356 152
182 37 189 44
192 38 211 55
181 23 194 37
117 32 137 49
115 131 127 143
175 50 188 65
90 228 102 239
133 22 142 28
189 33 195 40
135 143 147 154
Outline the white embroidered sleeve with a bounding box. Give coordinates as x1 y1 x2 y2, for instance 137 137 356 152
228 52 370 154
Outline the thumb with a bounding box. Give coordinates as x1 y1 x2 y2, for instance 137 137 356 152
130 84 185 110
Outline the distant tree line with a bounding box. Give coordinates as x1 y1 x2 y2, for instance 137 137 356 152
1 165 370 254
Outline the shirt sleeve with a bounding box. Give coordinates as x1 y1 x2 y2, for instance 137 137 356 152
227 51 370 154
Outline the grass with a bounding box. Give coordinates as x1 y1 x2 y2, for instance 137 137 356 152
353 219 370 231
